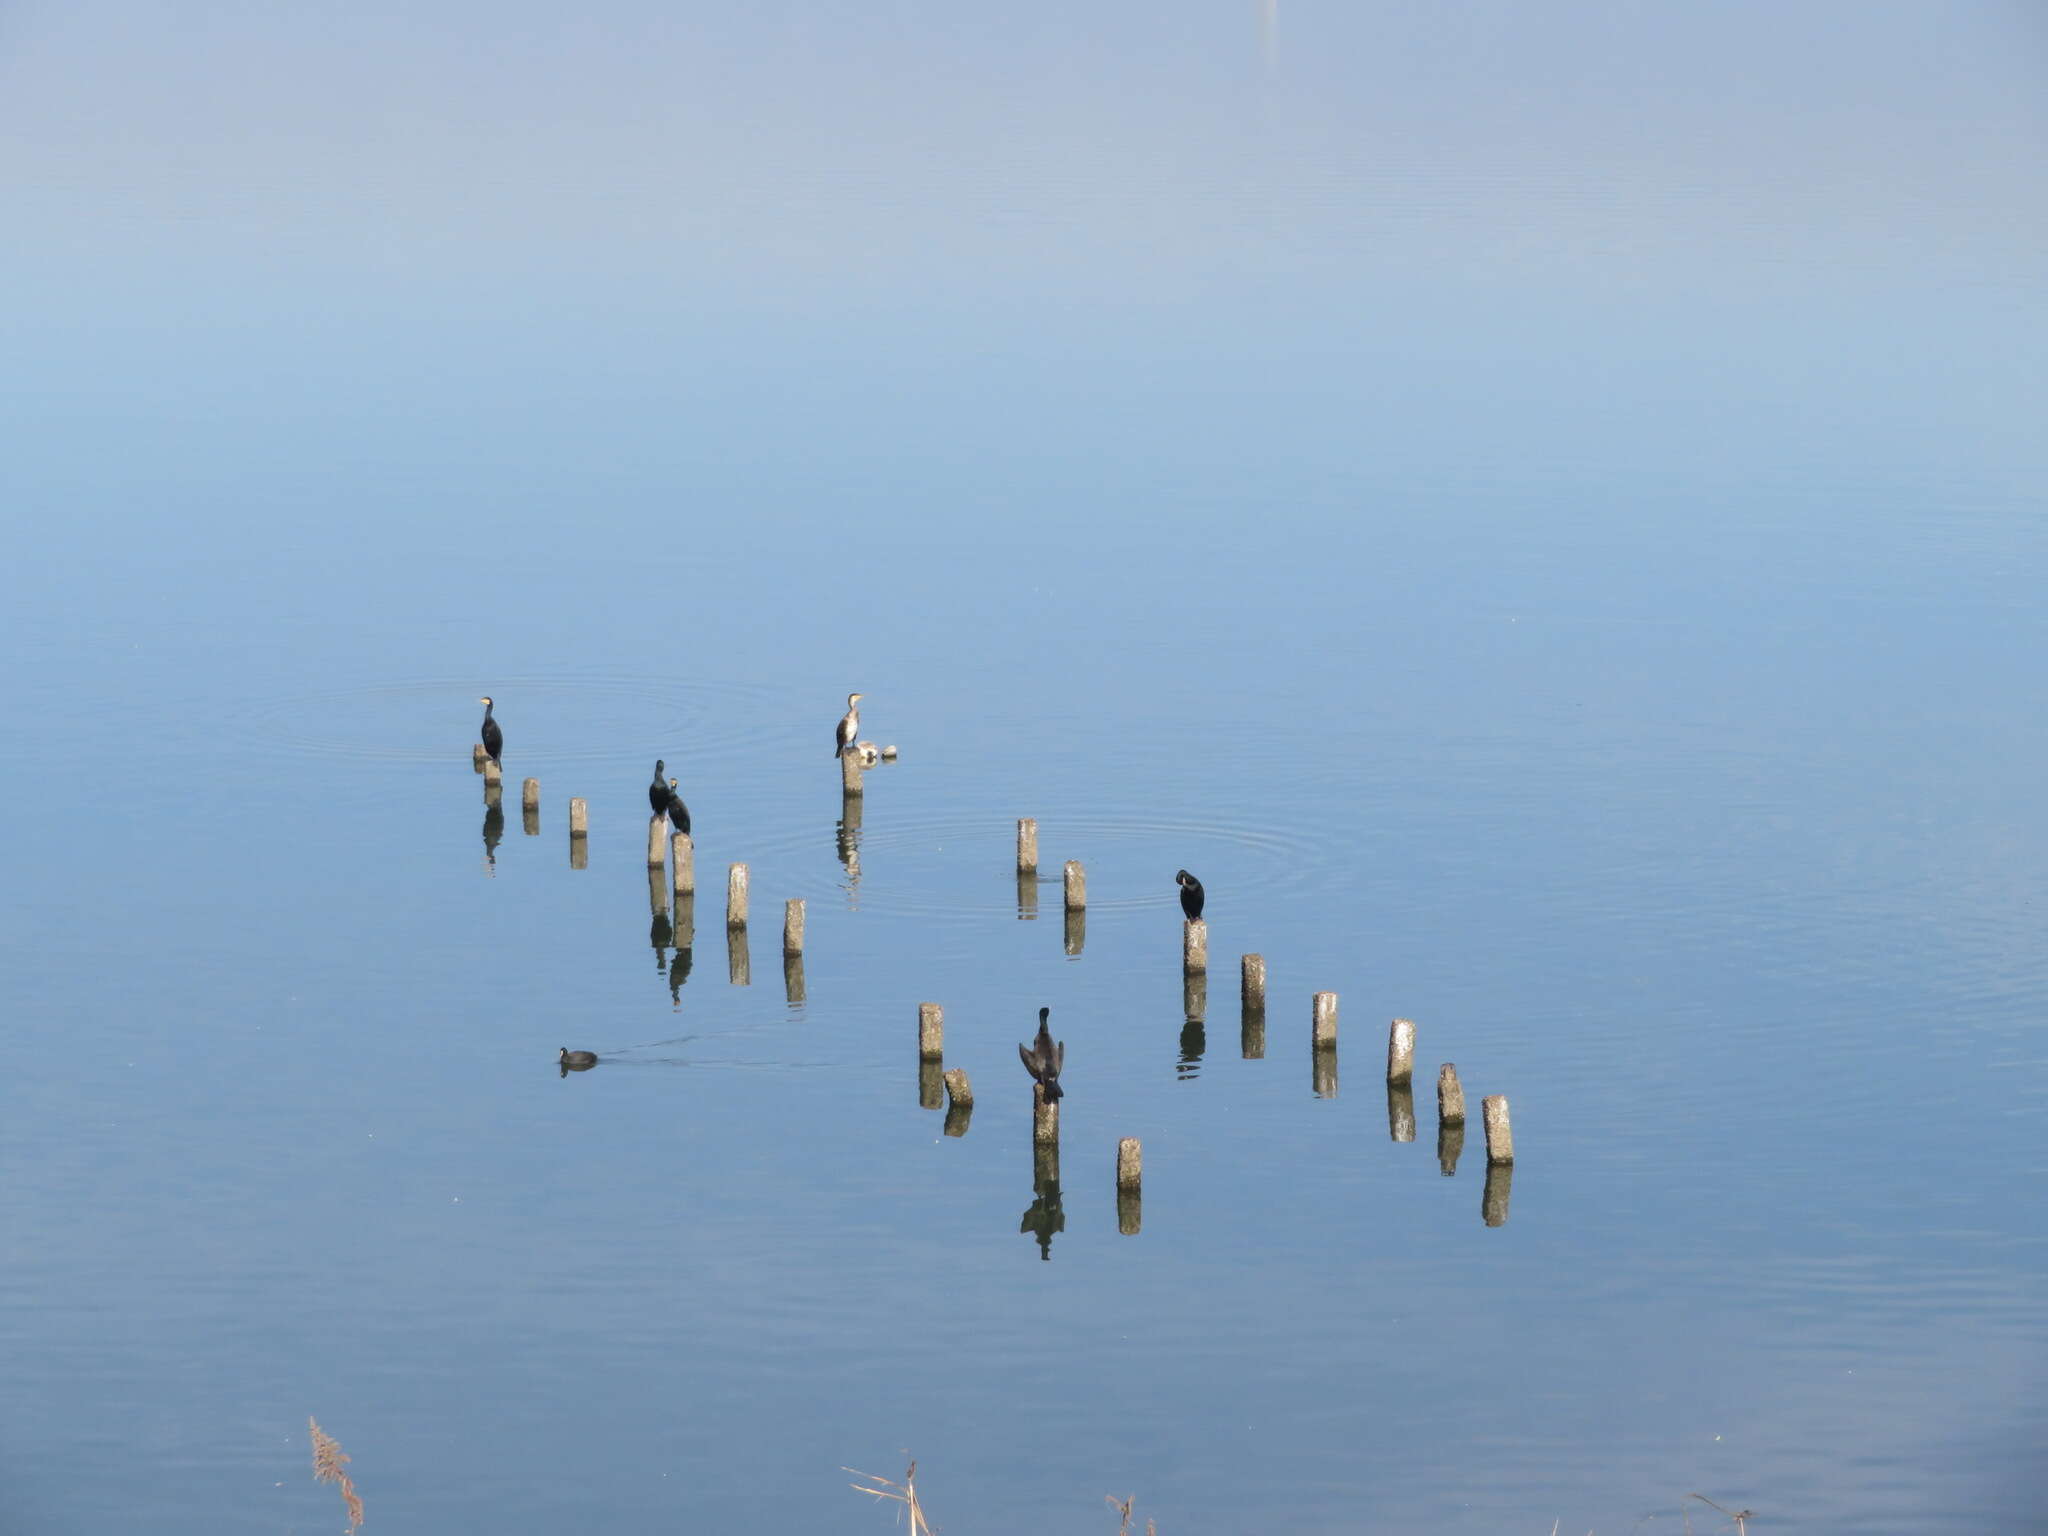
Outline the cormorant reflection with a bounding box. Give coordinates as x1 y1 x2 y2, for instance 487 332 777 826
836 789 863 899
481 795 505 872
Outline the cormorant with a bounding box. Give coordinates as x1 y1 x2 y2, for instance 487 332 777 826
648 759 668 817
665 777 691 836
1176 869 1205 921
478 697 503 763
559 1047 598 1071
1018 1006 1065 1103
835 692 864 757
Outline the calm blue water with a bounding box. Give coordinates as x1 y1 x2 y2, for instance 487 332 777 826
2 3 2044 1532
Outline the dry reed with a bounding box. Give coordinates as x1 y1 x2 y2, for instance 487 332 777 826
309 1416 364 1533
846 1459 934 1536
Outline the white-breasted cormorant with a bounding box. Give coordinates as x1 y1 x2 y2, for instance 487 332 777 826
478 697 503 763
1176 870 1204 921
648 759 669 817
1018 1006 1064 1103
835 692 864 757
665 777 691 836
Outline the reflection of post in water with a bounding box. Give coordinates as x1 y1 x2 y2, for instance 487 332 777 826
521 777 540 835
668 935 694 1005
918 1058 945 1110
942 1069 973 1137
1063 905 1085 957
836 790 863 896
481 789 504 871
1179 965 1207 1078
1436 1063 1466 1173
1437 1117 1466 1176
1016 869 1039 921
783 952 806 1007
568 797 588 869
1386 1081 1417 1142
917 1003 945 1108
1482 1162 1512 1227
727 924 750 986
1312 990 1338 1098
1116 1138 1142 1236
1240 954 1267 1059
782 901 806 1005
648 868 673 963
1022 1086 1064 1259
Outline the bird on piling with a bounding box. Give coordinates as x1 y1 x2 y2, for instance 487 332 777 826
1176 869 1205 921
665 777 691 836
478 697 503 763
835 692 864 757
1018 1006 1065 1103
559 1047 598 1072
648 759 669 817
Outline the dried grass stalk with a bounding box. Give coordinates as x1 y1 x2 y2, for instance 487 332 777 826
309 1416 364 1533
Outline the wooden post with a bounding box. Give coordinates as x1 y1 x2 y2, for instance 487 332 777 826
1437 1063 1466 1124
726 863 749 928
1063 859 1085 909
1033 1082 1059 1147
472 743 487 767
671 833 694 896
1312 991 1338 1048
1483 1095 1514 1165
1182 919 1208 974
483 758 502 788
521 777 540 812
841 747 864 795
568 798 588 836
1016 818 1038 874
647 815 667 869
942 1070 973 1137
1241 955 1266 1059
1387 1082 1417 1143
1387 1017 1416 1085
1116 1137 1141 1191
782 899 804 955
918 1002 944 1061
1116 1137 1142 1235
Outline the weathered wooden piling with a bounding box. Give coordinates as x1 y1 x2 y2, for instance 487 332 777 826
1387 1017 1416 1086
727 923 749 986
1063 905 1085 957
942 1070 973 1137
483 758 503 788
1116 1137 1142 1235
1241 955 1267 1058
1312 991 1338 1048
1437 1117 1466 1176
647 815 668 869
1482 1162 1513 1227
917 1002 944 1061
473 743 487 767
782 899 804 955
1016 818 1038 874
671 833 694 896
521 777 540 812
726 863 749 928
568 798 588 836
1116 1137 1142 1191
1437 1063 1466 1124
1387 1082 1417 1143
841 746 864 795
1033 1082 1060 1147
1183 919 1208 975
1063 859 1085 909
1482 1095 1514 1165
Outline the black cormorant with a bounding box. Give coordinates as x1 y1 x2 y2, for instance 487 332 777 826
559 1047 598 1071
648 759 668 817
1176 869 1205 921
665 778 691 836
835 692 864 757
1018 1006 1065 1103
478 697 503 763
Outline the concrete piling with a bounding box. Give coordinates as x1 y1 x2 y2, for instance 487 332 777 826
671 833 694 896
1241 955 1267 1059
1016 818 1038 874
841 746 863 795
521 777 540 812
1312 991 1338 1049
942 1070 973 1137
1387 1018 1416 1086
1437 1063 1466 1125
1063 859 1085 910
472 743 487 767
568 797 588 836
1483 1095 1515 1165
783 898 804 956
1116 1137 1142 1235
647 816 667 869
1183 919 1208 975
726 863 749 928
483 758 502 788
918 1002 944 1061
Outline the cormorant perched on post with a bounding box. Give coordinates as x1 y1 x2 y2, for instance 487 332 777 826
648 759 669 817
665 778 691 836
1018 1006 1064 1103
1176 870 1205 921
835 692 864 757
478 697 503 763
559 1047 598 1071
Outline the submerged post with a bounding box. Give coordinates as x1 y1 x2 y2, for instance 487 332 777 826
1063 859 1085 910
918 1002 944 1061
783 899 805 955
1483 1095 1515 1165
521 777 540 812
1387 1017 1416 1086
1183 919 1208 975
1016 818 1038 874
726 863 749 928
1437 1063 1467 1124
647 816 667 869
671 833 694 896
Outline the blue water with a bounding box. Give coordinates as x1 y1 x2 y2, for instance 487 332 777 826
2 3 2043 1532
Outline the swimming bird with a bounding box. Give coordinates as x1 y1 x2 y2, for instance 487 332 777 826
1017 1006 1064 1103
478 697 503 763
559 1047 598 1071
1176 869 1205 921
835 692 864 757
648 759 669 817
665 777 691 836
